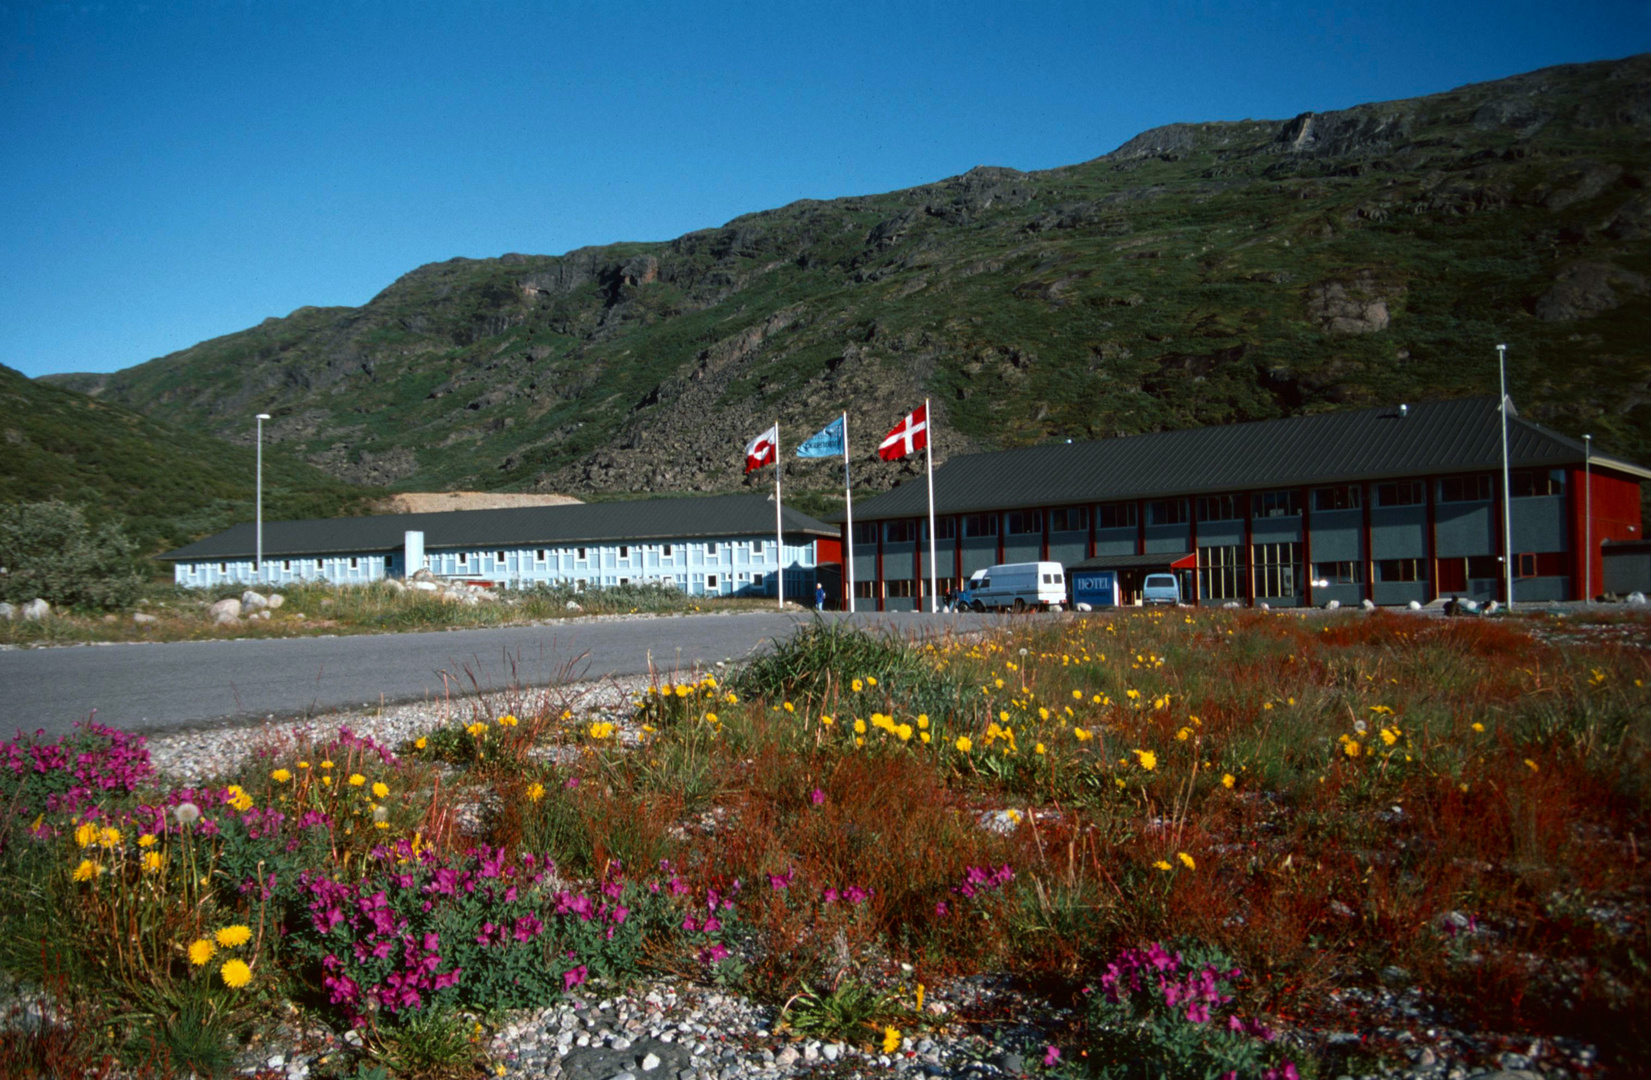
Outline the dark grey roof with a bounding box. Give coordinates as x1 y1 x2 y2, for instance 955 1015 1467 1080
854 397 1650 522
1070 552 1196 571
161 494 837 562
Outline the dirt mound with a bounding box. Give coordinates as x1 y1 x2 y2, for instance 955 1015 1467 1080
379 491 583 514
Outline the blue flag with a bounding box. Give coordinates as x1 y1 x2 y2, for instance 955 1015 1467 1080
795 416 845 459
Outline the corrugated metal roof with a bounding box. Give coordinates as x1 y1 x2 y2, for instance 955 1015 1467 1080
855 397 1650 521
161 493 837 561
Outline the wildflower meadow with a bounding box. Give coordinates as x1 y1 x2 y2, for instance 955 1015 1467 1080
0 609 1645 1078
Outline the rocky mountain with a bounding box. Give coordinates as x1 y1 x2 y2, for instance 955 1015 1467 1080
0 364 377 555
47 54 1651 503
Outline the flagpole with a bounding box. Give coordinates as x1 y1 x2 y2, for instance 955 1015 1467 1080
842 411 856 614
925 398 938 613
775 422 784 611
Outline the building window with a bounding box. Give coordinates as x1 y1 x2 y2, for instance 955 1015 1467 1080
575 578 587 591
350 557 360 570
1376 558 1425 582
705 542 718 557
1467 555 1501 578
576 547 588 561
854 523 878 545
1254 542 1300 597
1313 561 1364 585
282 560 291 571
1049 506 1088 532
1199 545 1244 600
1511 469 1565 497
493 551 504 563
887 579 915 598
885 520 916 543
855 580 877 599
1252 490 1301 518
1196 494 1243 522
1313 485 1361 512
315 559 324 571
706 573 719 590
457 553 468 567
1146 499 1189 526
1095 502 1138 529
1374 481 1425 507
536 550 546 562
218 562 227 573
663 543 673 557
922 517 957 541
1439 475 1493 503
1005 510 1042 535
1517 553 1537 578
962 514 998 538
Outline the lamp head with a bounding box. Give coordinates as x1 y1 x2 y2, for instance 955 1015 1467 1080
256 413 271 420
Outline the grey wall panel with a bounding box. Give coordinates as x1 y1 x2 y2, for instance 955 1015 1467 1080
1049 538 1087 565
1370 507 1427 558
1251 518 1303 544
1511 496 1567 553
1435 502 1493 558
1309 519 1363 561
1199 522 1244 545
1144 525 1190 554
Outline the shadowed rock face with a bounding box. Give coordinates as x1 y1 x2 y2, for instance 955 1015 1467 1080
39 55 1651 501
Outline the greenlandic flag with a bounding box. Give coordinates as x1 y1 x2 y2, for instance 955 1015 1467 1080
795 416 846 459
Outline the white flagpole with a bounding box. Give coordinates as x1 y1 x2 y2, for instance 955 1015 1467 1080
775 422 784 611
925 398 938 613
842 411 855 614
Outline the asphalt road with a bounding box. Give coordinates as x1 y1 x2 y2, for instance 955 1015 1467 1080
0 610 972 739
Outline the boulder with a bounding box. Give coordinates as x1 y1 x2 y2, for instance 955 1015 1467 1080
1627 591 1647 606
240 590 269 612
1361 598 1377 610
255 610 272 620
1323 599 1340 610
565 600 583 612
1407 600 1422 610
1223 600 1241 609
21 598 51 621
410 580 440 592
266 593 285 609
385 578 407 593
0 602 13 620
1075 602 1093 612
209 598 243 621
1258 602 1270 612
133 612 158 625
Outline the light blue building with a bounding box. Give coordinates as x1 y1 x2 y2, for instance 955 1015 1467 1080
160 494 838 601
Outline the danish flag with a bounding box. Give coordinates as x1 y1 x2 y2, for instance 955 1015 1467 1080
877 404 928 461
744 424 779 473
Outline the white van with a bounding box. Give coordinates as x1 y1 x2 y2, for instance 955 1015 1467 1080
957 561 1066 613
1142 573 1182 606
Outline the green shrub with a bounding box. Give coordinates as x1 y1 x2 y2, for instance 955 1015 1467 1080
0 500 146 610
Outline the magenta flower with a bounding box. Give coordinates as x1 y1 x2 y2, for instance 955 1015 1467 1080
563 964 588 990
1042 1046 1061 1067
809 787 826 805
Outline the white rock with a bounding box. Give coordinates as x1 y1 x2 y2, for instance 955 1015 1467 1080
1223 600 1241 609
1629 591 1649 606
209 597 242 621
267 593 285 609
1362 599 1377 610
21 598 51 620
1323 599 1340 610
823 1044 841 1063
241 590 269 611
642 1052 662 1071
133 612 158 625
0 602 13 620
1258 602 1270 612
256 610 272 620
411 580 439 592
266 1053 285 1069
1407 600 1422 610
1074 602 1093 612
566 600 583 612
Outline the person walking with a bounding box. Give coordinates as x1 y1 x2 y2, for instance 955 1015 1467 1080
815 582 826 611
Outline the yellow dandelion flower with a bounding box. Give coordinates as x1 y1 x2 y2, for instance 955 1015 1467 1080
1380 728 1398 747
1343 740 1360 759
466 722 488 737
1176 727 1192 742
497 714 518 727
320 760 333 769
72 859 99 882
916 714 929 730
220 959 252 989
896 724 913 742
216 925 253 948
372 781 389 800
851 679 864 692
73 823 97 848
783 701 795 713
1035 743 1046 755
1471 722 1484 733
955 736 973 753
920 731 931 744
188 939 216 966
1153 859 1172 871
1178 852 1196 870
414 736 428 750
97 826 122 848
853 718 867 734
820 714 834 726
882 1026 901 1054
271 768 292 783
526 782 545 803
867 676 877 687
348 774 366 788
226 787 253 812
1222 773 1236 788
298 760 311 769
138 833 157 848
1134 749 1157 771
322 775 332 786
588 721 616 739
1525 759 1540 772
141 850 163 873
1072 690 1084 700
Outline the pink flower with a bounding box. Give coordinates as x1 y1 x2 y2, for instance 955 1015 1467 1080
563 965 588 990
1042 1046 1061 1067
810 787 826 805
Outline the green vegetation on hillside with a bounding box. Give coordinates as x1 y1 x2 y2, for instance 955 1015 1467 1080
0 364 380 555
40 55 1651 500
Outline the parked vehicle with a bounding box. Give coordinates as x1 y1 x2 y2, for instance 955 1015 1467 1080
1141 573 1182 606
955 561 1066 612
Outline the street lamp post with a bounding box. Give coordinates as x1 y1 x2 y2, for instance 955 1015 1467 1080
1497 345 1513 611
1584 433 1593 603
256 413 271 585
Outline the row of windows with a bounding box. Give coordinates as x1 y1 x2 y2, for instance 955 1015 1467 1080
856 469 1571 544
1192 546 1569 593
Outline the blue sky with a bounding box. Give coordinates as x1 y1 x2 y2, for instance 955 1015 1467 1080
4 0 1648 378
